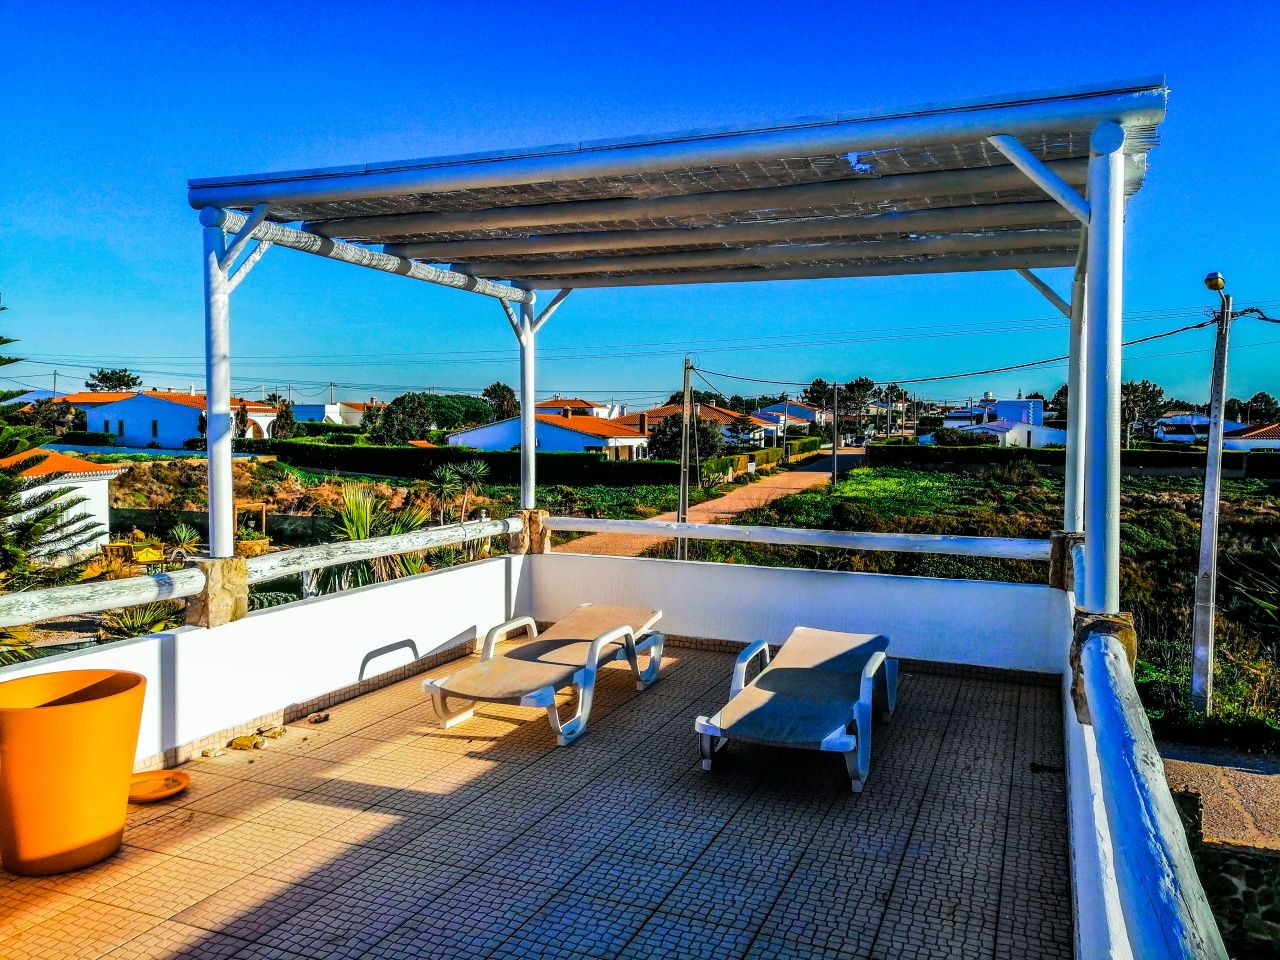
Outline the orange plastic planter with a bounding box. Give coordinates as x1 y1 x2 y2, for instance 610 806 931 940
0 669 146 875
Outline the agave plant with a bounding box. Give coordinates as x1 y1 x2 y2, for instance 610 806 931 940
316 484 432 593
168 522 202 554
1224 540 1280 630
0 624 36 667
98 602 183 641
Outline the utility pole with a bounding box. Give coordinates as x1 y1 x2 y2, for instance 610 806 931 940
328 382 336 404
52 370 58 393
781 393 790 459
1191 273 1279 713
677 357 693 561
831 383 840 486
287 384 293 404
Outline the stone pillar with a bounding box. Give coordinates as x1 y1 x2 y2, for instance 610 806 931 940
1069 610 1136 722
1049 531 1085 591
185 557 249 628
509 509 550 555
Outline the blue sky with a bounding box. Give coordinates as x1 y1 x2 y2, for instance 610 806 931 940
2 1 1277 409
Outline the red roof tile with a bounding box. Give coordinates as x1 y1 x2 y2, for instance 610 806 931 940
534 414 646 439
1227 422 1280 440
0 448 124 478
618 403 770 429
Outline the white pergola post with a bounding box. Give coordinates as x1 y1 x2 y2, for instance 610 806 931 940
1065 266 1088 533
517 297 538 510
201 213 235 558
1082 122 1127 614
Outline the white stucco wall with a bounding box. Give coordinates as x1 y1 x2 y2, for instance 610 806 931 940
93 395 202 448
39 474 113 553
450 418 645 453
526 553 1072 675
0 556 524 762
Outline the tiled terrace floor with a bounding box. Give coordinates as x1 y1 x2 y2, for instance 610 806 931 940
0 647 1071 959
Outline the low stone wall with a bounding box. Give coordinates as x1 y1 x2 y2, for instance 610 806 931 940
1175 791 1280 956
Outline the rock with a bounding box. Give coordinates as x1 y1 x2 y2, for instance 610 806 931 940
306 712 330 724
257 726 288 739
201 747 226 758
229 734 266 750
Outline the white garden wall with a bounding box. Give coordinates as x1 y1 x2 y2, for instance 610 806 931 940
526 553 1073 674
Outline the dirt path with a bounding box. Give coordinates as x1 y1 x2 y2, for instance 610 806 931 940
555 449 860 557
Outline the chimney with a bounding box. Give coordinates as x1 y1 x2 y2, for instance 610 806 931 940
189 384 195 395
562 408 573 419
638 413 649 433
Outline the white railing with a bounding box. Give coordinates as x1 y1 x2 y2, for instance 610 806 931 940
1079 631 1228 959
545 516 1053 561
0 516 522 630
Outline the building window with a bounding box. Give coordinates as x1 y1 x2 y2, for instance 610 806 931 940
117 420 124 437
102 419 109 433
151 420 159 439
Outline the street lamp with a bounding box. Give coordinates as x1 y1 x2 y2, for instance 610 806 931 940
1191 273 1278 713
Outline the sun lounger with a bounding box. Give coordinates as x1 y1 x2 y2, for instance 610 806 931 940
694 627 897 792
423 603 663 745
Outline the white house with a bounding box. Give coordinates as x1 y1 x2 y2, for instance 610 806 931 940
923 419 1066 449
1223 423 1280 451
535 397 627 419
619 403 773 444
944 397 1044 428
1154 412 1246 443
292 402 344 424
2 448 125 556
449 413 649 459
338 401 386 426
752 400 828 427
90 391 277 447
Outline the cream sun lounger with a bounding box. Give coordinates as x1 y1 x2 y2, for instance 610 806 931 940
694 627 897 792
423 603 663 746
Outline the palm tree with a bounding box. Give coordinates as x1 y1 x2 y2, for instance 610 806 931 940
316 484 432 593
0 425 102 589
453 459 489 521
426 465 462 524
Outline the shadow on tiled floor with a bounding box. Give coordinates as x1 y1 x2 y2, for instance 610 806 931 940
0 648 1072 959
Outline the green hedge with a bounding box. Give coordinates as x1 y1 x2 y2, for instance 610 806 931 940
787 437 822 456
273 439 680 485
60 431 116 446
702 454 747 478
865 444 1260 474
295 421 364 436
751 447 784 467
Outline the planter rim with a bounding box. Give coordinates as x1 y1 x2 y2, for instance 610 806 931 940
0 669 146 713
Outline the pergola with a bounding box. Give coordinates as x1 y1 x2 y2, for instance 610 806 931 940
188 78 1168 617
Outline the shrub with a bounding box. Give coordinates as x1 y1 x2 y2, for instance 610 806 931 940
787 437 822 456
931 427 999 446
60 431 116 446
295 421 364 437
751 447 784 467
98 602 183 640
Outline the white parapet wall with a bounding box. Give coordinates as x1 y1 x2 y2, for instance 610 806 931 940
526 553 1072 674
0 556 524 763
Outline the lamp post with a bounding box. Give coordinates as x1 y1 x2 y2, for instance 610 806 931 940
1190 273 1279 713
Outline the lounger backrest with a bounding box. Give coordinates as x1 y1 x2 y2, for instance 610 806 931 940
538 604 660 644
759 628 889 693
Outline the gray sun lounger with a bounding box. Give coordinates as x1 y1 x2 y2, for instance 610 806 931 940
423 603 663 745
694 627 897 792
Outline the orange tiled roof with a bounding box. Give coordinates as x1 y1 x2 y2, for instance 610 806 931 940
618 403 770 429
51 390 276 413
1227 422 1280 440
340 401 387 411
535 397 602 409
534 414 646 439
408 439 437 448
0 448 123 478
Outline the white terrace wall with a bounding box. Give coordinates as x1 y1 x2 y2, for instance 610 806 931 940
526 553 1073 675
0 556 523 763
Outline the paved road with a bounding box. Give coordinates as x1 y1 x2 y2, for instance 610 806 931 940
555 448 861 558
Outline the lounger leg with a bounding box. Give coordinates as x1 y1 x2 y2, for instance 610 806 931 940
699 732 728 771
882 658 899 720
632 633 665 690
846 701 873 793
428 686 475 729
547 679 595 746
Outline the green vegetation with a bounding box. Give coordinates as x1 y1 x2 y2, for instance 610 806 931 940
686 464 1280 752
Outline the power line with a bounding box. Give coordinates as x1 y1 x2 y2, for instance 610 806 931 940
695 316 1227 389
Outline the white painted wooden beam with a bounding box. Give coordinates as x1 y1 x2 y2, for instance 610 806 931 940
544 516 1052 561
0 569 206 629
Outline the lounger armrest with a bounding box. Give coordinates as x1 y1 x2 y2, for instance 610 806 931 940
731 639 771 697
859 651 887 709
586 625 638 665
483 616 538 660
